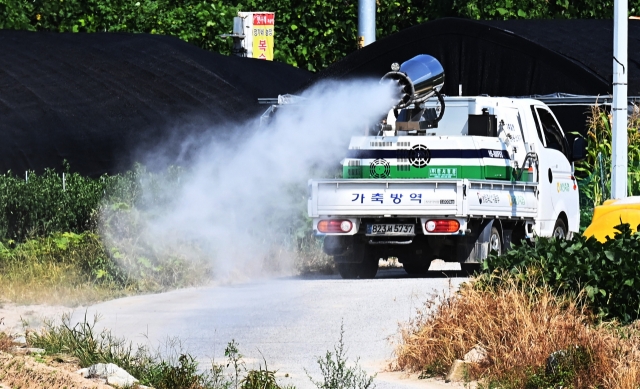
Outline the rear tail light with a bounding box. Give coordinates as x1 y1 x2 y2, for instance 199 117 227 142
425 219 460 233
318 219 353 233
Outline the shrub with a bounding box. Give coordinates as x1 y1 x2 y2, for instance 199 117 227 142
483 223 640 323
0 167 105 241
394 272 640 389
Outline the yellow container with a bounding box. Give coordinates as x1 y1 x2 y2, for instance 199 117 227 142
583 196 640 242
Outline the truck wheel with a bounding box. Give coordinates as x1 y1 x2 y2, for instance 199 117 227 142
336 262 359 279
552 219 567 240
357 259 378 279
489 226 502 255
403 262 428 275
336 260 378 279
461 263 480 276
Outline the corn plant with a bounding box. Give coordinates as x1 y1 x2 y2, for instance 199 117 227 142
576 104 640 208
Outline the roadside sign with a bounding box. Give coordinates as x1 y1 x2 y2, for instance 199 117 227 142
238 12 275 60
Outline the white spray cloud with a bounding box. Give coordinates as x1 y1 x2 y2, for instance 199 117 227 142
105 79 396 280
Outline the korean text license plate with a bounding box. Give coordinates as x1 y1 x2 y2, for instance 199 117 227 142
366 224 415 235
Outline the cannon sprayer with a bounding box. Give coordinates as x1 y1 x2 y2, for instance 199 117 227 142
380 55 446 132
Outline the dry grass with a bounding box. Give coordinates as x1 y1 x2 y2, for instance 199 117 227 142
0 351 113 389
0 236 130 306
0 230 212 306
0 264 129 306
394 272 640 388
293 234 334 275
0 333 12 352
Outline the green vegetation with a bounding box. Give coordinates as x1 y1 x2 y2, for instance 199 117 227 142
396 103 640 385
2 0 639 71
483 223 640 323
0 163 328 305
306 323 376 389
0 165 211 305
576 105 640 213
26 313 293 389
22 314 373 389
395 269 640 388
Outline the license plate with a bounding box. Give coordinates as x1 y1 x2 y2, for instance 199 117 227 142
366 224 415 235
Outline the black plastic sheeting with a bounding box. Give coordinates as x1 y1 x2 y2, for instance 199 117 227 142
313 18 640 140
314 18 640 96
0 31 311 176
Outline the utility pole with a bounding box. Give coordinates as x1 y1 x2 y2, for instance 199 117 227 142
220 17 246 57
357 0 376 48
612 0 628 199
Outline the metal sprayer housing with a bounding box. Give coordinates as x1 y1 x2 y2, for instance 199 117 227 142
381 55 445 109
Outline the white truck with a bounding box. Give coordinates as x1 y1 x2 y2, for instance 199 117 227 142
306 55 587 279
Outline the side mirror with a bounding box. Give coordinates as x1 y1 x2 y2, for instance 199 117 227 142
572 136 587 161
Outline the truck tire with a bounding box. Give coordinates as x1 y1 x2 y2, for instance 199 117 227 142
403 262 428 275
489 226 502 256
357 259 378 279
336 262 359 279
552 219 567 240
461 263 480 276
336 260 378 279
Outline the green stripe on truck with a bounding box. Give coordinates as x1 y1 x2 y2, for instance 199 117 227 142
343 164 531 181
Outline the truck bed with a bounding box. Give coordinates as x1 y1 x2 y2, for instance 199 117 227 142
308 179 538 219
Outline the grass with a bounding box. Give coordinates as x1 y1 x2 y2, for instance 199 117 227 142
0 232 126 305
0 230 211 306
394 271 640 389
0 227 330 306
16 314 375 389
25 313 290 389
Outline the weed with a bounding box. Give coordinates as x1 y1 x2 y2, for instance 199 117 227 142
0 232 133 305
395 271 640 389
209 361 232 389
483 222 640 323
240 357 278 389
225 339 245 388
0 332 12 352
417 360 447 379
151 354 204 389
307 323 375 389
27 313 200 388
25 314 297 389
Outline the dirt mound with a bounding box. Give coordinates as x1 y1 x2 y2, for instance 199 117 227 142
0 31 310 176
0 351 114 389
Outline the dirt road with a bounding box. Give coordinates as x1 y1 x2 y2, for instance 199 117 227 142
76 269 468 388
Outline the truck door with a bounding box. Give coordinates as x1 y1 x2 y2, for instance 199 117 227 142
495 107 527 176
531 105 577 235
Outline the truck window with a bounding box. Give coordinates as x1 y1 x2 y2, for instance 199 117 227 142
535 107 568 156
529 106 546 146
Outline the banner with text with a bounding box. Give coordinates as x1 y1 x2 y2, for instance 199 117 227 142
239 12 275 60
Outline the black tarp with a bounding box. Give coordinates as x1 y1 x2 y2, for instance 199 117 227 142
0 31 311 176
312 18 640 139
313 18 640 96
